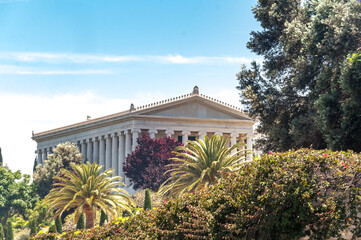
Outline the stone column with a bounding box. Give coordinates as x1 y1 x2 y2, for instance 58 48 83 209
125 130 132 157
165 129 174 138
42 148 47 162
148 129 158 139
106 134 112 170
214 132 223 137
93 137 99 164
37 150 42 165
86 139 93 163
81 141 87 162
198 131 207 140
112 133 118 175
99 136 105 168
131 128 141 151
118 131 125 178
182 130 191 145
230 132 239 154
246 134 253 161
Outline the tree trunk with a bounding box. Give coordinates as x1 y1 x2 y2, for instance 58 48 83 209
83 205 94 229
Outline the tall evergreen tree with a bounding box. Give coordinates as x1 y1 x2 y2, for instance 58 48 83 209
55 216 62 233
76 213 84 229
5 220 13 240
237 0 361 152
143 189 152 210
32 158 37 173
99 210 108 226
0 148 3 166
0 223 4 240
29 220 37 236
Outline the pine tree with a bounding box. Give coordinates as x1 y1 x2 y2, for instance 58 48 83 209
99 210 108 226
143 189 152 210
55 216 62 233
5 220 13 240
48 224 57 233
0 148 3 166
0 223 4 240
30 220 37 236
76 213 85 229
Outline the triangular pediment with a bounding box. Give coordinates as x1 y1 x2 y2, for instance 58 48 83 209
139 99 250 120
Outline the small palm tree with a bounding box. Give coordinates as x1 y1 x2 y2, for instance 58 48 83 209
44 162 135 229
158 135 248 197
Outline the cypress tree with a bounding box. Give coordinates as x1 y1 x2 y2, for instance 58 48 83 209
0 148 3 166
5 220 13 240
48 224 57 233
33 157 37 173
0 223 4 240
143 189 152 210
76 213 85 229
30 220 37 236
55 217 62 233
100 210 108 226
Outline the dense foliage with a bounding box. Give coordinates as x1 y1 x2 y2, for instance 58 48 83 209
0 166 38 226
33 142 82 197
0 223 3 240
123 134 182 191
55 217 62 234
158 135 247 197
237 0 361 152
31 149 361 239
44 163 135 229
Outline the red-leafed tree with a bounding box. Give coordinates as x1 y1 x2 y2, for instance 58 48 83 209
123 134 182 191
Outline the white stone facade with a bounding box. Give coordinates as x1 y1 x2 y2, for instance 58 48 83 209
32 87 256 182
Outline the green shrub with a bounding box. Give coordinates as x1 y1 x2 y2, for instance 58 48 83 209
29 149 361 239
55 217 62 233
76 213 84 229
99 210 108 226
0 223 4 240
143 189 152 210
5 220 13 240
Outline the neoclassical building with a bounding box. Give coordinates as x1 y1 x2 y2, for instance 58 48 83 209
32 86 256 182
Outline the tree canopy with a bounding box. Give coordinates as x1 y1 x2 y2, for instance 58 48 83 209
33 142 82 197
158 135 247 198
0 166 38 226
237 0 361 152
44 162 134 229
123 134 182 191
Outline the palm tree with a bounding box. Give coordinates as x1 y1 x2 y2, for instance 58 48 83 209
158 135 248 197
44 162 135 229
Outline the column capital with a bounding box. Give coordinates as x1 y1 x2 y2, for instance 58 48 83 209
131 128 141 134
198 130 207 135
165 129 174 135
214 132 223 136
148 129 158 134
86 138 92 143
230 132 239 138
181 130 191 136
110 133 117 138
105 134 112 139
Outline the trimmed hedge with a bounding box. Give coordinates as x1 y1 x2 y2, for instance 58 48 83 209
30 149 361 239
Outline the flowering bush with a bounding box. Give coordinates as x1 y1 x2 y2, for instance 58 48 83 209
30 149 361 239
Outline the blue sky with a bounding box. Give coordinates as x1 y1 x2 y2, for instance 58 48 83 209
0 0 260 175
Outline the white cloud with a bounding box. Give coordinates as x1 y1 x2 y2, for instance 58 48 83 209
0 52 256 65
0 65 112 75
0 92 167 176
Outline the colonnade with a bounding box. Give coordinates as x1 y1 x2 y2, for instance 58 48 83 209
36 128 254 175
